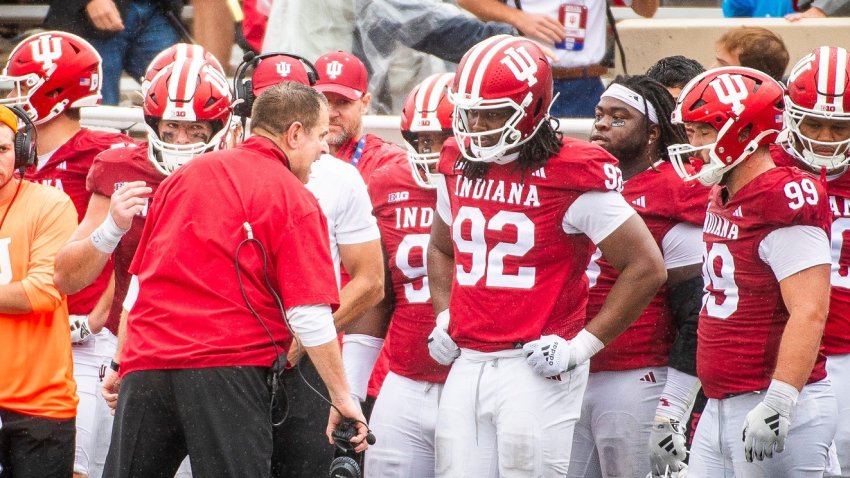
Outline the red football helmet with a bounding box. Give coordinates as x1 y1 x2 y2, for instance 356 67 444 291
140 43 225 98
400 73 454 188
143 60 233 175
0 31 102 124
669 66 784 186
785 46 850 171
449 35 553 163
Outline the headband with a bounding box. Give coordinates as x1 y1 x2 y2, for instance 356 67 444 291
601 84 659 124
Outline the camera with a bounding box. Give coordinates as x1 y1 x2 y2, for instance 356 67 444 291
328 418 375 478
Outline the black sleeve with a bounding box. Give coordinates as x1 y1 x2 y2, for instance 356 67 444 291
409 19 517 64
667 276 703 376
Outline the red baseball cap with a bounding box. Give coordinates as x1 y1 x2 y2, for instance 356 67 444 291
314 51 368 101
252 54 314 96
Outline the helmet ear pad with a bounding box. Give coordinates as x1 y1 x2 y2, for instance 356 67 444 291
232 51 320 119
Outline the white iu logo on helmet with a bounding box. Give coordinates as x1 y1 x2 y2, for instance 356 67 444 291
710 73 749 116
501 46 538 87
31 35 63 71
276 61 291 77
326 61 344 80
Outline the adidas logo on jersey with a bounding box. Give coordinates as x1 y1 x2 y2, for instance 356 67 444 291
387 191 409 203
531 167 547 178
631 196 646 208
640 371 657 383
733 206 743 217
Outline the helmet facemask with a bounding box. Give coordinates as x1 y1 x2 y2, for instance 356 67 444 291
450 92 534 164
784 106 850 172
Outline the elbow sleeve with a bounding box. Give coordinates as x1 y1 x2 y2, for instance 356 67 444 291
667 276 703 375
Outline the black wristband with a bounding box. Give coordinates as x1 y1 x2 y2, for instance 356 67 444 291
110 359 120 372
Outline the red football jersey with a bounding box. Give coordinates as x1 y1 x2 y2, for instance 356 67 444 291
772 146 850 356
368 157 450 384
587 162 709 372
335 133 408 183
25 128 132 315
697 166 831 399
437 138 627 352
87 143 166 335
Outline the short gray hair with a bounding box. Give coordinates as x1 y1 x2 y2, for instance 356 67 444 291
251 82 328 135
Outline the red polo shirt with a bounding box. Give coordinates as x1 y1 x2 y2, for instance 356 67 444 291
122 136 339 374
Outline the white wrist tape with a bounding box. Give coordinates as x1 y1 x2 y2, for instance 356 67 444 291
571 328 605 365
764 379 799 417
90 213 128 254
342 334 384 402
656 367 702 421
436 309 450 330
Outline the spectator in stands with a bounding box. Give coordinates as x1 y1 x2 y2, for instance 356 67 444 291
262 0 515 114
711 26 789 82
457 0 659 118
44 0 181 105
787 0 850 19
193 0 235 73
353 0 516 114
723 0 796 17
0 104 79 478
646 55 706 100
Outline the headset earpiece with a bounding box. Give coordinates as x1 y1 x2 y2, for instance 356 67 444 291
10 107 36 170
232 51 320 119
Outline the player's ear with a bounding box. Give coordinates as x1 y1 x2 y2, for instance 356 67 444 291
360 93 371 114
648 123 661 145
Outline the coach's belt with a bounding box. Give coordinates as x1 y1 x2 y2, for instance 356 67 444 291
552 64 609 80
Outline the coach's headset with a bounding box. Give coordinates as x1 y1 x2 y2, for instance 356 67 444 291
232 51 319 119
5 106 37 171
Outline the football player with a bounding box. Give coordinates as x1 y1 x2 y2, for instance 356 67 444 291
51 54 232 477
426 35 667 476
363 73 454 478
668 66 837 476
568 75 709 478
0 31 133 478
776 46 850 476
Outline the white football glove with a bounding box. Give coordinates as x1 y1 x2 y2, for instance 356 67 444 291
70 315 93 343
649 416 688 476
523 334 575 379
523 329 603 379
742 379 797 462
427 310 459 366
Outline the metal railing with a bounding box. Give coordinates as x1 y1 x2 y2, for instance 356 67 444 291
79 106 595 143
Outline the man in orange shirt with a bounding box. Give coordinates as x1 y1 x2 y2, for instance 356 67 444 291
0 105 79 477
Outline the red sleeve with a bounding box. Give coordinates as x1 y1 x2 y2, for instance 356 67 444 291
547 138 623 192
437 137 462 176
272 198 340 310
